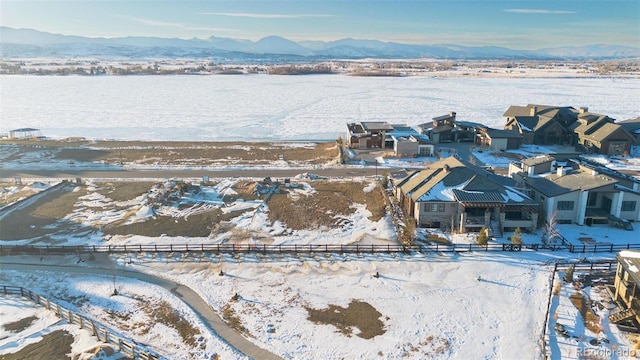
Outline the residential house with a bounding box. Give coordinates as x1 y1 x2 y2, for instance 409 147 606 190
571 110 635 155
503 104 575 145
610 250 640 331
514 159 640 225
508 155 555 178
393 134 435 157
618 117 640 143
503 104 636 154
393 156 539 235
346 121 394 149
418 112 486 144
476 128 523 150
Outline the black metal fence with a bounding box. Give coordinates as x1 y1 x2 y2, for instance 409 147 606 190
2 241 640 256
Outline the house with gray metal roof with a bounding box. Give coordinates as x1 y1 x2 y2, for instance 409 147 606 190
517 161 640 226
393 156 539 235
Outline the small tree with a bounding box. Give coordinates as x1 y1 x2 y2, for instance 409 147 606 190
476 226 489 247
542 210 561 247
401 217 416 245
510 227 523 245
563 264 575 283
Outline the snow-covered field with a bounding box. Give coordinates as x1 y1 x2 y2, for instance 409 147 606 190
1 75 638 141
2 74 640 359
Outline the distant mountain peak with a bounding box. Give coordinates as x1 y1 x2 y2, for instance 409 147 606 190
1 26 639 60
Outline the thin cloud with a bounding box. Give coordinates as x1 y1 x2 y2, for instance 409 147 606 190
123 16 236 33
197 12 334 19
504 9 576 14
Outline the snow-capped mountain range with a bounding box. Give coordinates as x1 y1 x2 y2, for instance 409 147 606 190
1 26 639 61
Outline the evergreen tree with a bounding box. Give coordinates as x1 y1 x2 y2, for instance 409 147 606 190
510 227 523 245
477 226 489 246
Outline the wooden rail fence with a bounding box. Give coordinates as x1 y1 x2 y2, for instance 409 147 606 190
0 285 164 360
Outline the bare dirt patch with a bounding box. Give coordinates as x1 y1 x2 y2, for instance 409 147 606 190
94 181 155 202
305 299 386 339
0 183 41 207
2 139 339 167
0 183 90 240
222 302 250 337
104 208 244 237
0 329 73 360
267 181 386 230
569 292 603 334
2 315 38 333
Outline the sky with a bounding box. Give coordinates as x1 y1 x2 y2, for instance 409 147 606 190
1 0 639 49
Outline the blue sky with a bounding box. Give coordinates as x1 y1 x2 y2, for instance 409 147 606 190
1 0 638 49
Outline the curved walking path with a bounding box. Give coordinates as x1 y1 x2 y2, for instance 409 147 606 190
0 261 282 360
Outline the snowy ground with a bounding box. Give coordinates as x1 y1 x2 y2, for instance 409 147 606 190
4 251 639 359
548 267 637 360
0 296 126 360
0 267 240 359
1 251 554 360
2 75 638 141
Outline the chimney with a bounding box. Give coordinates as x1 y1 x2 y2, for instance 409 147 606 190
556 167 566 177
591 169 598 176
530 106 537 116
579 107 588 114
449 111 456 120
444 164 450 172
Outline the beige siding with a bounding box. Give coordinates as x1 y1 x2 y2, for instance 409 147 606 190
550 192 581 222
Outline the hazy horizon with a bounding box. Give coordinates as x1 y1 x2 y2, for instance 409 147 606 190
1 0 638 50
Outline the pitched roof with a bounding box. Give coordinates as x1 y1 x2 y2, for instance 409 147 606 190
503 105 531 118
396 156 534 204
514 116 555 132
618 117 640 134
524 169 618 197
573 115 612 134
582 122 634 143
452 189 505 203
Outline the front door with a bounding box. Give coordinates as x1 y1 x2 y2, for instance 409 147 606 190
602 196 612 213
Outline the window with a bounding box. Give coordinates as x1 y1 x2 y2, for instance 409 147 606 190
424 203 445 212
622 201 637 212
587 192 597 207
557 201 574 211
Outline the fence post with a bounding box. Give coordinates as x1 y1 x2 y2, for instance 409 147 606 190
91 320 97 336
